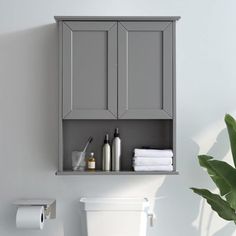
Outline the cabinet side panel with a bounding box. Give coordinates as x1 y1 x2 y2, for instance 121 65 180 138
59 21 63 171
62 23 73 117
172 22 177 171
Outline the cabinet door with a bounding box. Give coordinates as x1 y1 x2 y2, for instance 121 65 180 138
118 22 173 119
62 21 117 119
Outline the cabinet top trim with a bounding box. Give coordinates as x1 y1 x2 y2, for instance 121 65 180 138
54 16 181 22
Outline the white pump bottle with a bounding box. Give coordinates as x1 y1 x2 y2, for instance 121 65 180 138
112 128 121 171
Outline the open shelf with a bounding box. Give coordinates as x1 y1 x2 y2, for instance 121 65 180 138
56 170 179 176
59 119 175 173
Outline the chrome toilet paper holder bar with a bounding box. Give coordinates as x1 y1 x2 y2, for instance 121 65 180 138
14 199 56 219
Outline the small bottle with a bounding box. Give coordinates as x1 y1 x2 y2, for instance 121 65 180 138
112 128 121 171
102 134 111 171
87 152 96 171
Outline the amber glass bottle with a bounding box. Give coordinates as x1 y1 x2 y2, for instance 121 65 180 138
87 152 96 171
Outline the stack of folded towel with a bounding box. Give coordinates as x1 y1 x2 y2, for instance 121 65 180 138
133 149 173 171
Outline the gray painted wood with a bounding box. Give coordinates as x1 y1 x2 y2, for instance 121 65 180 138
56 171 179 175
118 22 173 119
58 21 63 172
56 17 179 175
119 21 171 31
55 16 181 21
62 23 72 118
163 23 173 117
172 22 177 171
62 21 117 119
63 120 172 171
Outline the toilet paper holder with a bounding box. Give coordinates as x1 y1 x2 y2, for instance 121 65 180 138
14 199 56 219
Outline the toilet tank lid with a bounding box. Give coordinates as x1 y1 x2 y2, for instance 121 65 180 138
80 198 150 211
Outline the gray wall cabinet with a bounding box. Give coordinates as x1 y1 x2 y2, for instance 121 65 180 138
55 16 180 175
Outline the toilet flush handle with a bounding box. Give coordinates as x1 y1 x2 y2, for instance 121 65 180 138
148 212 156 227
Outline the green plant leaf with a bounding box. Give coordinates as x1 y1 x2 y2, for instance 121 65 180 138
209 160 236 209
225 114 236 168
225 191 236 212
198 155 230 196
191 188 236 221
210 160 236 188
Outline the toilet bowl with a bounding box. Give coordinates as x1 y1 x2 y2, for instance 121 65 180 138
80 197 153 236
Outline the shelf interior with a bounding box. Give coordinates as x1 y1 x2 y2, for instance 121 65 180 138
62 119 173 171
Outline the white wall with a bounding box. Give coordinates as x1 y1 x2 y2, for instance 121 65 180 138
0 0 236 235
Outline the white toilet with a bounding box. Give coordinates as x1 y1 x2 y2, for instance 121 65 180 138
80 197 153 236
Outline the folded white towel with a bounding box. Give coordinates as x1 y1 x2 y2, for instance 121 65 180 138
134 149 173 158
134 165 173 171
133 157 172 166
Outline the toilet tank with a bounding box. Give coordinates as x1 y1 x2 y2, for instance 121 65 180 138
80 198 150 236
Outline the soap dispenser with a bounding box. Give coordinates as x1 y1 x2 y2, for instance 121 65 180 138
112 128 121 171
102 134 111 171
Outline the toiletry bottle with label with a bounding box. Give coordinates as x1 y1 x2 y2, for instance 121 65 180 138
102 134 111 171
112 128 121 171
87 152 96 171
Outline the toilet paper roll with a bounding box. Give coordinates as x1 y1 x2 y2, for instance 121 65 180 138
16 206 45 230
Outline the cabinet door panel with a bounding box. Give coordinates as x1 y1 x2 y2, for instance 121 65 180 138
62 21 117 119
118 22 173 119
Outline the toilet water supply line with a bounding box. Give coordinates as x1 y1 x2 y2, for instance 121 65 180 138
148 211 156 227
145 198 156 227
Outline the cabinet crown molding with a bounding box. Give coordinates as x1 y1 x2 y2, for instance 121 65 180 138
54 16 181 22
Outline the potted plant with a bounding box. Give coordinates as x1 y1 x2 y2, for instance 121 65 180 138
191 114 236 223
